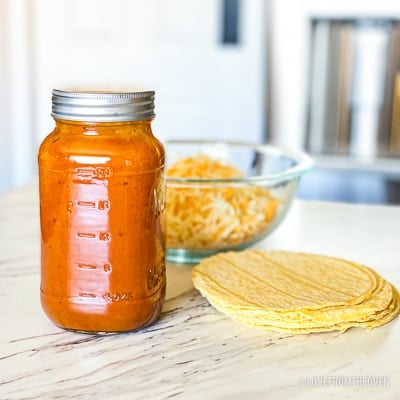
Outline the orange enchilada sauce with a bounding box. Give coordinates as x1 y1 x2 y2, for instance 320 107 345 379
38 90 166 333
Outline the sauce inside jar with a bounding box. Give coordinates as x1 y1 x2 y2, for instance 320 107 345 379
38 90 166 333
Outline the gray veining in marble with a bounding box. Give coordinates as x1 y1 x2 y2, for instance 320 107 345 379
1 184 399 400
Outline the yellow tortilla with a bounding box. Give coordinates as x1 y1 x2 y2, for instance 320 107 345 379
192 250 400 334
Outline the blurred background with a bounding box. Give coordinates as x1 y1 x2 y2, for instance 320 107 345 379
0 0 399 204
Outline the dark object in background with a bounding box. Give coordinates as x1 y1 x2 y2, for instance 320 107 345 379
221 0 240 45
386 179 400 203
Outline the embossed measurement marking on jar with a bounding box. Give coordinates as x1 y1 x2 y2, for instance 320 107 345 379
99 232 111 241
74 167 112 181
77 263 112 272
77 200 96 208
79 292 97 298
103 292 134 303
77 232 96 239
70 200 111 210
69 166 115 305
77 263 97 270
98 200 110 210
76 231 112 240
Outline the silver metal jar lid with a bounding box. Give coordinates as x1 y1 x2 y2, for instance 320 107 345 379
51 89 155 122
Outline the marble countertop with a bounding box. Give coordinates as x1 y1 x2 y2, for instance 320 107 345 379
1 184 399 400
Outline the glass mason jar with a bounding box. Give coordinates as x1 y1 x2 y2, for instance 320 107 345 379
38 89 166 333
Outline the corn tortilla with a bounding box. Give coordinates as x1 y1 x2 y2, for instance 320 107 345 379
192 250 400 334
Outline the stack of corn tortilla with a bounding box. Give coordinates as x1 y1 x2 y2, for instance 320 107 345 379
192 250 400 334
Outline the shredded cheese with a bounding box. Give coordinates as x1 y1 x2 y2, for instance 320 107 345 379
166 154 279 249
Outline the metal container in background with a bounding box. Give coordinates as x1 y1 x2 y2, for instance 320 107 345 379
306 19 400 158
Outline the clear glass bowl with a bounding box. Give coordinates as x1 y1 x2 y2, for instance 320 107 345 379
165 140 313 263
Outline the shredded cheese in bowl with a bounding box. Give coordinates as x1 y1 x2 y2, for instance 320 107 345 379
166 154 279 249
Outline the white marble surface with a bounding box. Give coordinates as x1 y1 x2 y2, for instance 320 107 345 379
1 184 400 400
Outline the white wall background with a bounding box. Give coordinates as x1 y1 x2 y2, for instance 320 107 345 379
3 0 399 197
0 0 34 191
0 0 269 192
